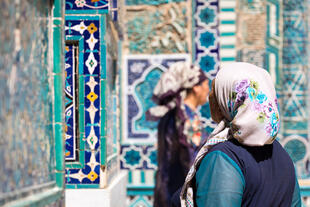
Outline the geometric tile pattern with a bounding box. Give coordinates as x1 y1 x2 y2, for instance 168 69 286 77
127 195 153 207
193 0 219 134
281 0 310 179
121 54 190 145
120 145 157 170
194 0 220 79
65 0 109 14
126 169 155 206
65 17 101 185
127 170 156 186
127 169 155 206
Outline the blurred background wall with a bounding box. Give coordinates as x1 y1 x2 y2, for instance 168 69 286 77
0 0 64 206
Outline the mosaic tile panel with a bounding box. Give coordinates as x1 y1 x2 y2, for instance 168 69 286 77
192 0 220 134
193 0 220 78
281 0 310 179
66 151 101 184
0 0 56 200
122 54 190 144
120 145 157 170
125 2 191 54
65 17 102 185
65 0 109 14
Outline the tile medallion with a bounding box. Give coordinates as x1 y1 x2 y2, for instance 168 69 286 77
122 54 190 144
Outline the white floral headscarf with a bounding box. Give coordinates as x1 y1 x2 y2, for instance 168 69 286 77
180 62 280 207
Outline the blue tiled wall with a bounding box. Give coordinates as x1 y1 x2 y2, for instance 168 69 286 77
64 0 121 188
0 0 63 205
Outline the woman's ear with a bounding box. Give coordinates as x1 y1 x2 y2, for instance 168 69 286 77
209 80 224 123
192 84 199 94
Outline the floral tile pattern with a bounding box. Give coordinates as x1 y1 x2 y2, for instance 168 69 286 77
65 17 101 185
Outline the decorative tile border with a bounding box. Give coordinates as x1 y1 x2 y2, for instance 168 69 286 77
65 44 77 161
192 0 219 134
65 0 109 14
64 16 104 186
64 37 85 162
193 0 220 78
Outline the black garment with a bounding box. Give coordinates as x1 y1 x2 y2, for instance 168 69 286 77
154 109 192 207
170 187 182 207
197 138 297 207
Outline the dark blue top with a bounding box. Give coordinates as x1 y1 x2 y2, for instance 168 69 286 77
195 139 301 207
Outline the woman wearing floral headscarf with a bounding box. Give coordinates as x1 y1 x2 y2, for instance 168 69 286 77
180 62 301 207
146 61 209 207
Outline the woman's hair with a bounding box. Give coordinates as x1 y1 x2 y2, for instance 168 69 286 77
186 88 194 96
209 79 224 123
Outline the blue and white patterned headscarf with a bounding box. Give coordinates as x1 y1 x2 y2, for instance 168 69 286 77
146 61 207 121
146 61 208 147
181 62 280 207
